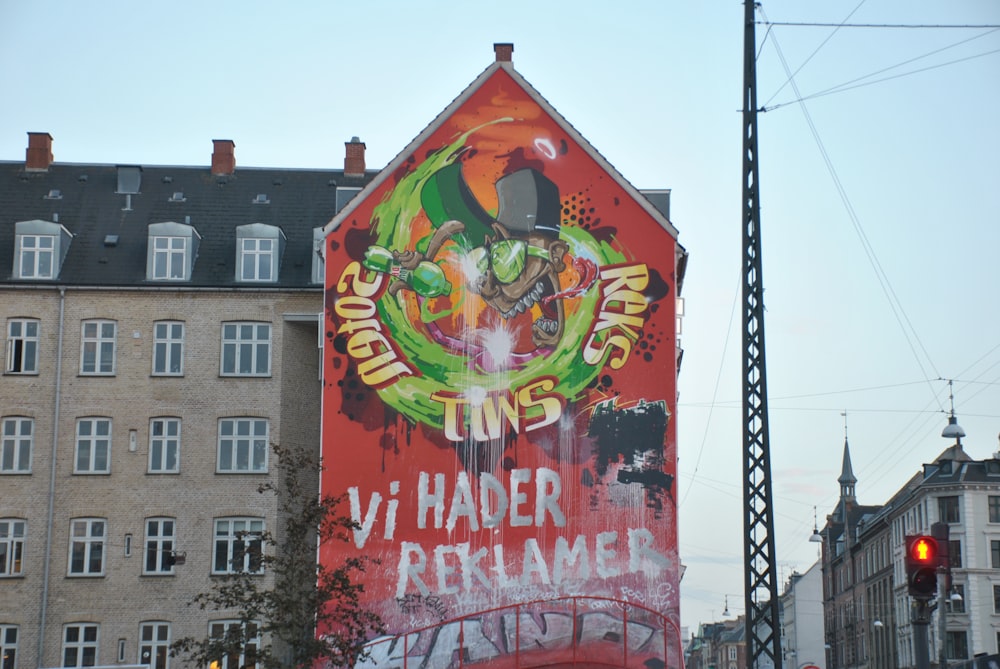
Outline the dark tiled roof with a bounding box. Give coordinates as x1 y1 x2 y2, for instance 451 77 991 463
0 161 375 288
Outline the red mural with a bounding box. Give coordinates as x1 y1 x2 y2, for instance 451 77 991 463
322 63 681 668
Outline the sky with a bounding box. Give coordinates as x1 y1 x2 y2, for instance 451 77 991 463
2 0 999 636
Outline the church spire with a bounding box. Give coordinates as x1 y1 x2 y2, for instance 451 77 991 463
838 412 856 504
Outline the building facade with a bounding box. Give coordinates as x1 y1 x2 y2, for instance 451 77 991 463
819 430 1000 669
0 133 375 669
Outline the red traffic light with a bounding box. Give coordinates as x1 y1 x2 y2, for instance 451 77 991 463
909 536 937 563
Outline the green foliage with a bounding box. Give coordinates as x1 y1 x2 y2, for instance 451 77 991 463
171 444 383 669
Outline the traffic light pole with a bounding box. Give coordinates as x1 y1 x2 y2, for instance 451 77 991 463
938 568 949 669
911 599 932 669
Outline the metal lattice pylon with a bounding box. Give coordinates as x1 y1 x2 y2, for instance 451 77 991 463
741 1 783 667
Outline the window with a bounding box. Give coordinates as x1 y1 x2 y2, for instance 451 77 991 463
948 539 962 568
220 323 271 376
990 495 1000 523
235 223 283 283
0 520 25 577
80 320 116 375
217 419 268 473
946 631 968 660
992 540 1000 569
18 235 54 279
212 518 263 574
152 322 184 375
311 227 325 284
938 496 960 524
1 625 17 669
68 519 105 576
144 518 175 575
948 584 965 613
146 222 200 281
148 418 179 473
240 238 275 281
995 584 1000 613
1 418 32 474
139 622 170 669
62 624 98 667
74 418 111 474
151 237 187 280
5 320 38 374
208 621 259 669
14 220 71 280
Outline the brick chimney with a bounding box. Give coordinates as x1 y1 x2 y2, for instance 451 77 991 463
26 132 54 171
344 137 366 177
211 139 236 175
494 43 514 63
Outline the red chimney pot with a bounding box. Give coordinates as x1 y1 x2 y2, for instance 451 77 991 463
494 43 514 63
26 132 54 171
211 139 236 176
344 137 366 177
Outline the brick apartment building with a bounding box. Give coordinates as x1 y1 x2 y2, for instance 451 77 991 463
0 133 374 669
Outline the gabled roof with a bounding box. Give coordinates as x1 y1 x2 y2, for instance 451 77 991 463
0 160 374 288
327 55 680 244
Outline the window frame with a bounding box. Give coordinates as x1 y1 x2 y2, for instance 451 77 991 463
5 319 39 374
220 322 271 377
74 418 111 475
148 418 180 474
239 237 276 282
938 495 960 524
1 417 33 474
150 236 188 281
0 519 26 578
80 320 117 376
62 623 99 668
152 321 184 376
212 518 264 575
208 620 260 669
0 624 18 669
143 518 176 576
17 234 55 279
992 540 1000 569
989 495 1000 523
138 622 171 669
217 418 268 474
945 630 968 660
68 518 106 577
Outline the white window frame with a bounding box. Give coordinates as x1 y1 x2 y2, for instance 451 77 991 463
138 622 171 669
240 238 275 282
80 320 116 375
0 625 18 669
68 519 105 576
212 518 264 574
208 621 260 669
143 518 175 575
5 319 39 374
62 623 99 667
220 323 271 377
152 321 184 376
217 418 268 473
151 236 187 280
74 418 111 474
1 417 33 474
0 519 25 577
17 234 55 279
148 418 180 473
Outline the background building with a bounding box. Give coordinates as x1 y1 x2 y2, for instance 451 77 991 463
0 134 374 669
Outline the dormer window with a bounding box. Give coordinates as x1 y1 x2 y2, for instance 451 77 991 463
168 192 186 203
311 227 325 284
147 222 200 282
236 224 284 283
252 194 270 205
14 220 72 280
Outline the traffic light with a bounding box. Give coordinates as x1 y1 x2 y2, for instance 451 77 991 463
905 534 939 598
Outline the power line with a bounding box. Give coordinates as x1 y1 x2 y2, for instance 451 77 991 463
759 21 1000 29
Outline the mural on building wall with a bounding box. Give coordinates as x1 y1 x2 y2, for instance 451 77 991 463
322 64 681 668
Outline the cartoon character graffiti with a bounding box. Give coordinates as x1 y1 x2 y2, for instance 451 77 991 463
361 163 594 350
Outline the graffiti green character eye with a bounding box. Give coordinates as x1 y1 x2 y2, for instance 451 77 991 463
468 246 489 277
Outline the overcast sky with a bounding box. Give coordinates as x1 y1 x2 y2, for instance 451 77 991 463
2 0 998 635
